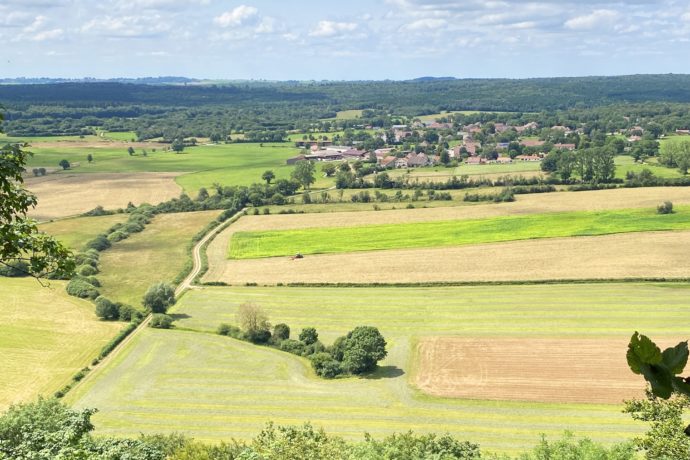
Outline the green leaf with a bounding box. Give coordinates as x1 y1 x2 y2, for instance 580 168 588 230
662 341 689 375
671 376 690 398
627 332 662 374
640 363 673 399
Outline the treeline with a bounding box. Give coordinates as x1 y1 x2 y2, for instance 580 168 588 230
3 75 690 138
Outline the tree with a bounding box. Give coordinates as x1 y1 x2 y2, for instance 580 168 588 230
150 313 173 329
291 160 316 190
95 296 119 320
127 146 135 156
171 139 185 153
440 149 451 166
237 302 271 343
273 323 290 342
0 135 73 278
299 327 318 345
142 282 176 313
261 170 275 184
322 163 337 177
59 159 70 170
87 153 93 163
340 326 387 374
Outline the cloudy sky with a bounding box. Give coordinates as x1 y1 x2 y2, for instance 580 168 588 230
2 0 690 80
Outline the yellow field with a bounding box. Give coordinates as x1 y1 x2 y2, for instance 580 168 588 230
26 172 182 221
0 278 122 409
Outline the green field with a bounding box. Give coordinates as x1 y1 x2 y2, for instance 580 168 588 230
229 206 690 259
97 210 219 307
40 214 128 251
614 155 682 179
0 278 122 409
68 283 690 452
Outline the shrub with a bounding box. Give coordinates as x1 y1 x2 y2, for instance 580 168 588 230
273 323 290 342
299 327 318 345
117 304 141 322
85 235 111 252
95 297 119 320
150 314 173 329
66 278 100 299
279 339 307 356
82 205 113 217
74 253 98 268
310 352 343 379
0 260 29 277
244 328 272 344
107 231 128 243
217 323 242 338
76 264 98 276
657 201 674 214
142 282 176 313
123 222 145 234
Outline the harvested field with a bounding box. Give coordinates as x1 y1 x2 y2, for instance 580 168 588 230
40 214 128 251
25 172 182 221
414 337 672 404
0 278 122 409
206 230 690 284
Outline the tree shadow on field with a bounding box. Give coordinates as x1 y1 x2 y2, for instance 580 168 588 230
170 313 191 321
363 366 405 380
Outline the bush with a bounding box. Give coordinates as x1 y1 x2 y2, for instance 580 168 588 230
107 231 128 243
0 260 29 277
117 304 141 322
76 264 98 276
74 252 98 268
142 282 176 313
273 323 290 342
150 314 173 329
279 339 307 356
85 235 111 252
66 278 100 299
310 352 343 379
657 201 674 214
217 323 242 338
95 297 119 320
244 328 272 344
123 222 145 234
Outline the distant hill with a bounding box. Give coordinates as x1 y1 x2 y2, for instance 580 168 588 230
0 76 198 85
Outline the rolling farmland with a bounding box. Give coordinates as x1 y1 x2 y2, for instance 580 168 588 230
68 283 690 452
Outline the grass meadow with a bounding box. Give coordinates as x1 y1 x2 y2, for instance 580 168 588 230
97 210 219 307
68 283 690 453
0 278 122 409
228 206 690 259
40 214 128 250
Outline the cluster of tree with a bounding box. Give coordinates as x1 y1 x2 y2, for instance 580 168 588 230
541 148 616 182
217 303 387 379
659 140 690 174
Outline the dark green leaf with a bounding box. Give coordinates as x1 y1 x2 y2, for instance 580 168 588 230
627 332 662 374
662 341 689 375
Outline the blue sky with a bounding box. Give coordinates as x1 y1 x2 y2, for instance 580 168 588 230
2 0 690 80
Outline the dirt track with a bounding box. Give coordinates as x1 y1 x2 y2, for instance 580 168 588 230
413 337 676 404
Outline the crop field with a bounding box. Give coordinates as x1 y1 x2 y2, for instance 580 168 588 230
25 172 182 221
68 283 690 452
97 210 219 307
0 278 122 410
40 214 128 250
228 206 690 259
207 230 690 284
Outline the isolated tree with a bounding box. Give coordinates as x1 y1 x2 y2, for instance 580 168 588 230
142 282 176 313
340 326 387 374
58 159 70 170
321 163 337 177
127 146 135 156
0 133 73 278
171 139 185 153
262 170 275 184
86 153 93 163
291 160 316 190
273 323 290 342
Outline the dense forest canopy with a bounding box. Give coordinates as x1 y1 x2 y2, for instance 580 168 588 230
2 74 690 139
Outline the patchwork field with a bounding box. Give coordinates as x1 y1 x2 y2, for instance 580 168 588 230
26 172 182 221
228 207 690 259
39 214 128 251
68 283 690 452
97 210 219 307
0 278 122 410
207 230 690 284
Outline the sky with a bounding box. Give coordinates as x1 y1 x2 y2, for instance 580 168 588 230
1 0 690 80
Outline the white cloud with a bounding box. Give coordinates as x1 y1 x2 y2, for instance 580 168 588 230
214 5 258 28
564 9 619 30
309 20 358 37
82 15 171 37
33 28 63 41
403 18 446 30
24 15 47 33
256 17 276 34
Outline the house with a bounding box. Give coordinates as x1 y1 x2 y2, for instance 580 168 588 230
494 123 509 133
406 152 432 168
554 143 576 151
515 154 542 162
628 135 642 142
325 145 351 153
466 156 485 165
463 141 479 155
286 154 306 165
379 156 397 168
394 130 414 142
497 142 510 150
395 157 409 168
496 156 512 164
342 148 368 160
516 122 539 133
